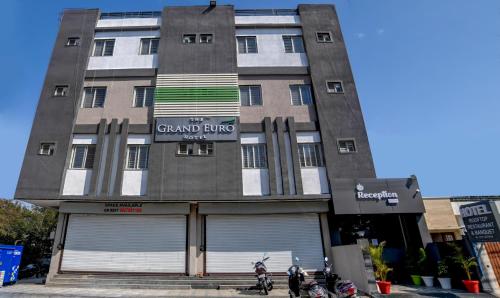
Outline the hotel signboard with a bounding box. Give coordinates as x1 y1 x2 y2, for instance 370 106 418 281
460 201 500 242
155 117 238 141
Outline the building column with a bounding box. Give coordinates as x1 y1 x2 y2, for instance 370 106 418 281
320 213 333 262
188 204 198 276
416 214 433 248
46 213 67 283
476 243 500 295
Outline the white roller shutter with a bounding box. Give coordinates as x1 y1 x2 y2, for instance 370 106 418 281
206 214 324 273
61 214 186 273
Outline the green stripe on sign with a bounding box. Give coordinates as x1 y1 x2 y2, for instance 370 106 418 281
154 86 239 102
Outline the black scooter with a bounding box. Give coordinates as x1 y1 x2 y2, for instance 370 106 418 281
323 257 357 297
287 257 327 298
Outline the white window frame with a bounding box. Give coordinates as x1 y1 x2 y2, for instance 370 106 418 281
177 143 194 155
183 34 196 44
337 139 357 154
54 85 68 97
241 144 267 169
199 34 213 44
66 37 80 46
239 85 262 106
316 32 333 43
326 81 344 93
290 84 313 106
139 38 159 55
237 36 258 54
70 144 96 169
298 143 324 168
82 87 106 108
126 145 149 170
282 35 305 53
199 143 214 155
39 143 55 156
133 87 155 107
92 39 115 56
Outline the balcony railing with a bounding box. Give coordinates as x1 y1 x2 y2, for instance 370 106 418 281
234 9 298 16
100 11 161 19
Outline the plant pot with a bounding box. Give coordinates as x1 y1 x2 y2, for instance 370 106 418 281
410 275 422 286
437 277 451 290
462 280 480 293
421 276 434 287
377 280 391 294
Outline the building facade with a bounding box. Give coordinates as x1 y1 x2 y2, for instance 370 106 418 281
16 4 428 279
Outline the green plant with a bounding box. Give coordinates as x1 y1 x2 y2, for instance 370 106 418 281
437 260 448 277
368 241 393 281
416 248 427 275
454 255 477 280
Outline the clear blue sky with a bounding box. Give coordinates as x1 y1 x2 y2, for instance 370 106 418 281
1 0 499 199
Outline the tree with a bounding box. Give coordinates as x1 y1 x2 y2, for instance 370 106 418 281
0 199 58 267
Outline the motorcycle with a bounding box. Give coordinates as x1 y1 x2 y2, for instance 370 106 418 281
323 257 357 297
287 257 328 298
252 253 274 295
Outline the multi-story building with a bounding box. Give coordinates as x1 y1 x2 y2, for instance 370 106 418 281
15 3 429 282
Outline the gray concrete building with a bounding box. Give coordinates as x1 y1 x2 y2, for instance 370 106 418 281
15 4 428 282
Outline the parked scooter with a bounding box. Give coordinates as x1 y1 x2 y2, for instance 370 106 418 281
252 253 274 295
323 257 357 297
287 257 328 298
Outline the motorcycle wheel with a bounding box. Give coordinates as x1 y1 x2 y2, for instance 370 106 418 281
261 280 269 295
267 279 273 291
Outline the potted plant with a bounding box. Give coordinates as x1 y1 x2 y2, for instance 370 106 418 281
405 248 425 286
455 255 479 293
418 248 434 287
437 259 452 289
369 241 393 294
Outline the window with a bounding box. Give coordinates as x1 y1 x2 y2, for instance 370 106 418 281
134 87 155 107
298 143 324 167
178 143 194 155
237 36 258 53
66 37 80 46
283 35 305 53
199 143 214 155
326 81 344 93
54 85 68 97
290 85 313 106
338 139 356 153
82 87 106 108
183 34 196 44
70 145 96 169
316 32 333 43
39 143 55 156
126 145 149 169
92 39 115 56
140 38 159 55
239 85 262 106
200 34 213 44
241 144 267 169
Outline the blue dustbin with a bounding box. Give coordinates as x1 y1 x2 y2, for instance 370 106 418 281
0 245 23 285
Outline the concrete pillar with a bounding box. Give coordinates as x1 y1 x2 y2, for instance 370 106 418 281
320 213 333 262
196 214 205 275
46 213 67 283
416 214 433 248
188 204 198 276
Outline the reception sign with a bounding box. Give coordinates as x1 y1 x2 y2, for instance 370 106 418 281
460 201 500 242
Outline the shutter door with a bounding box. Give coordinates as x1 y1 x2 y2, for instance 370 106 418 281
206 214 324 273
61 214 186 273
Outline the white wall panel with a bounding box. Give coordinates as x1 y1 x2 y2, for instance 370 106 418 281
127 134 152 145
296 131 321 143
236 28 308 67
96 17 161 28
62 170 92 196
242 169 270 196
88 31 160 70
121 170 148 196
72 135 97 144
240 133 266 144
301 167 329 195
235 15 301 25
